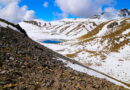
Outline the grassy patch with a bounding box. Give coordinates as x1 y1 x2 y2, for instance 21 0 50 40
60 25 71 33
85 62 93 66
103 23 130 38
110 39 129 52
66 54 76 58
79 22 108 40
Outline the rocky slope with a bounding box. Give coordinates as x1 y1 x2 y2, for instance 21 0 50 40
0 19 129 89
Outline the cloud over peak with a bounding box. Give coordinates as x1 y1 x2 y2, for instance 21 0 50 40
55 0 116 18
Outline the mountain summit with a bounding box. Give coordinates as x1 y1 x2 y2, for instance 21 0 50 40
118 8 130 17
93 8 130 19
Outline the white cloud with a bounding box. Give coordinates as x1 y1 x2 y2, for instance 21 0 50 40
101 7 119 19
53 12 68 20
43 2 48 8
0 0 19 5
0 0 35 23
104 7 116 12
55 0 116 18
95 0 114 5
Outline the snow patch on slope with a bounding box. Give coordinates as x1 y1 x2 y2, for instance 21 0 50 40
0 20 19 32
57 57 130 89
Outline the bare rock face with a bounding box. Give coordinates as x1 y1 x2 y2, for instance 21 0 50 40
118 8 130 17
107 21 118 28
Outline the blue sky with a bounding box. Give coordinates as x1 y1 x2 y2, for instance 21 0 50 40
18 0 130 21
19 0 79 21
19 0 58 21
115 0 130 9
0 0 130 22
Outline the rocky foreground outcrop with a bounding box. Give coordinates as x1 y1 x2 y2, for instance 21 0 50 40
0 26 128 89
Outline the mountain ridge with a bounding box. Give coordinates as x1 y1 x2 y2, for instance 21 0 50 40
92 8 130 19
1 18 129 89
19 14 130 89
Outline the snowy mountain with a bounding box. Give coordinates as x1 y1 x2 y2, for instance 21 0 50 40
56 18 130 86
92 8 130 20
18 11 130 89
19 18 103 40
1 18 129 89
118 8 130 17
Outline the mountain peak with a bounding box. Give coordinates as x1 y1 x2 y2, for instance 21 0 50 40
92 8 130 20
118 8 130 17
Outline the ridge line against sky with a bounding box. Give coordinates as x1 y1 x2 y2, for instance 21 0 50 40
0 0 130 23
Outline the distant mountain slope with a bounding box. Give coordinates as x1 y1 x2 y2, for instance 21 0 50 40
1 19 128 89
19 18 103 40
59 18 130 85
19 16 130 89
